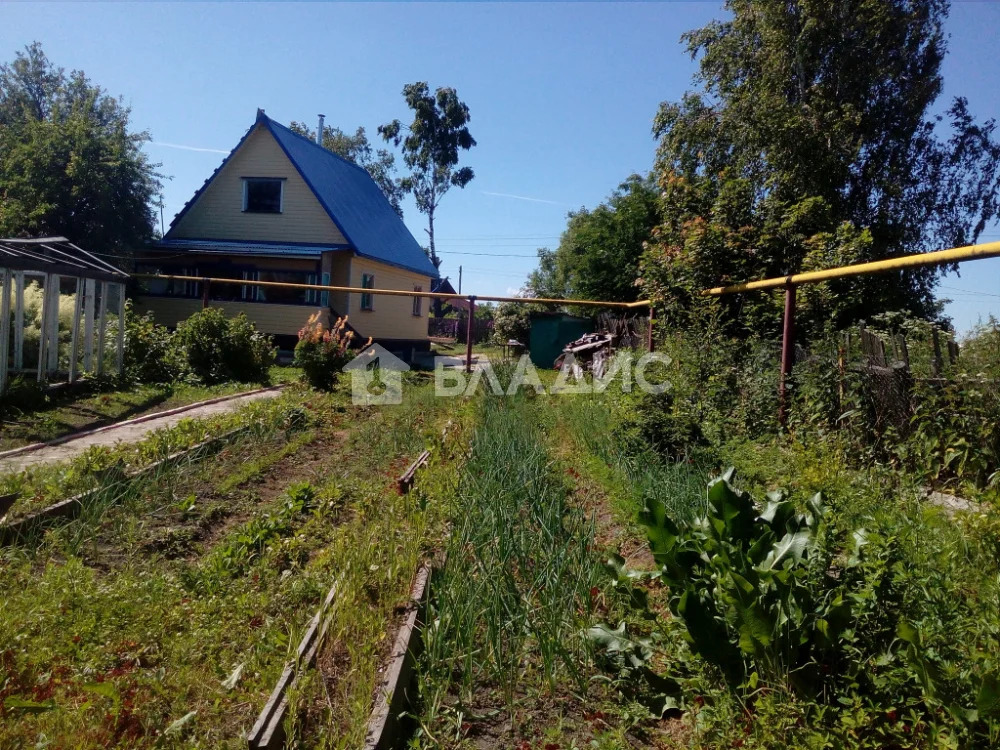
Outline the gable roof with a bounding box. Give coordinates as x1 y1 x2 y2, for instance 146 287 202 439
167 110 437 278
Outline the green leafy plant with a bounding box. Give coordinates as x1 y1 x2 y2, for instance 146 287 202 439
173 308 275 384
640 469 856 695
120 302 186 385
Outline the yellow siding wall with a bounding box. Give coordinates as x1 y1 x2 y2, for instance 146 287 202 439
133 296 328 337
167 125 347 245
133 297 202 329
348 257 431 341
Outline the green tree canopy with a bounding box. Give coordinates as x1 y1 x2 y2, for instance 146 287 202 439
640 0 1000 338
527 174 659 302
289 121 404 217
0 42 161 252
379 82 476 269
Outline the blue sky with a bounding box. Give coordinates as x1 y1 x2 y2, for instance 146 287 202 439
3 1 1000 333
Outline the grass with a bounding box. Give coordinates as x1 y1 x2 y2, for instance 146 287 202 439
0 365 298 452
0 378 452 748
410 380 612 748
0 391 308 519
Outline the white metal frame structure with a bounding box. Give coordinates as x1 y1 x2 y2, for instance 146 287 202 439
0 237 129 395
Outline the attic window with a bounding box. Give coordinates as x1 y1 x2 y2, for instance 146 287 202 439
242 178 284 213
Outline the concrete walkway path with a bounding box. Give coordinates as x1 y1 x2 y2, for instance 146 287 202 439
0 388 283 474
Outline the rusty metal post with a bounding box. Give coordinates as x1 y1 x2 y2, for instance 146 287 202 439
837 340 846 413
647 305 654 353
201 278 210 309
778 284 796 428
931 328 943 378
465 296 475 374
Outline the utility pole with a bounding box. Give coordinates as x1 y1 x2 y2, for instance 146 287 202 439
458 265 462 294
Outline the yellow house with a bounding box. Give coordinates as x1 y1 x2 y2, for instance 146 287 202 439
134 109 437 355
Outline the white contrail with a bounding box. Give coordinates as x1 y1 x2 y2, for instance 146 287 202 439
481 190 567 206
151 141 229 154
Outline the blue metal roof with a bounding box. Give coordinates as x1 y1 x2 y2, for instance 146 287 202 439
166 110 438 278
153 238 348 259
262 114 437 278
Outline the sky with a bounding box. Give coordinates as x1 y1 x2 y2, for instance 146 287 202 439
3 1 1000 334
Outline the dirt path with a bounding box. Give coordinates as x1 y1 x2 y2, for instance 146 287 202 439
0 388 283 473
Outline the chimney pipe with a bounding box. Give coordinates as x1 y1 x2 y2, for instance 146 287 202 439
317 114 325 146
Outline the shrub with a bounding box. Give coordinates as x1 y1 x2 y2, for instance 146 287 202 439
294 313 365 391
120 302 185 385
492 301 531 345
174 308 275 384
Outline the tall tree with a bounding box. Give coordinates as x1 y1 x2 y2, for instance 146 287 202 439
641 0 1000 338
289 121 405 216
379 82 476 269
527 174 659 302
0 43 161 251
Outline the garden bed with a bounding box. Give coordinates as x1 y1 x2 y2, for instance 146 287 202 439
0 382 453 748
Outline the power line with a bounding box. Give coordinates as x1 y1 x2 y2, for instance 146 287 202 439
436 250 539 257
938 285 1000 299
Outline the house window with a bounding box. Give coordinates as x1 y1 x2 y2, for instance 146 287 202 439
242 178 283 213
304 272 330 307
412 286 423 317
361 273 375 311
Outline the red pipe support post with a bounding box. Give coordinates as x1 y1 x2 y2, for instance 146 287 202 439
778 284 796 428
466 296 476 374
647 305 655 353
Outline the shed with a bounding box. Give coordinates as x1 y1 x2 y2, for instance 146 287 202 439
0 237 129 394
529 312 594 369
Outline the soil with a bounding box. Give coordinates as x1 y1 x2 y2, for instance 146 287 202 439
69 427 348 571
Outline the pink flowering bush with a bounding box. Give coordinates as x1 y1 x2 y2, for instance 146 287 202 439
294 313 368 391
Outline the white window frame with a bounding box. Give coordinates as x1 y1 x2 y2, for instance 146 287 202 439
241 178 284 214
361 273 375 311
412 285 423 317
305 272 329 306
242 270 259 300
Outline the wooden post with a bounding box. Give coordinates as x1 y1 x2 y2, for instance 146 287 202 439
647 305 655 353
69 277 83 384
83 278 96 373
13 271 24 371
465 296 475 374
202 279 210 309
0 268 11 395
116 283 126 377
778 284 796 429
96 281 109 377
